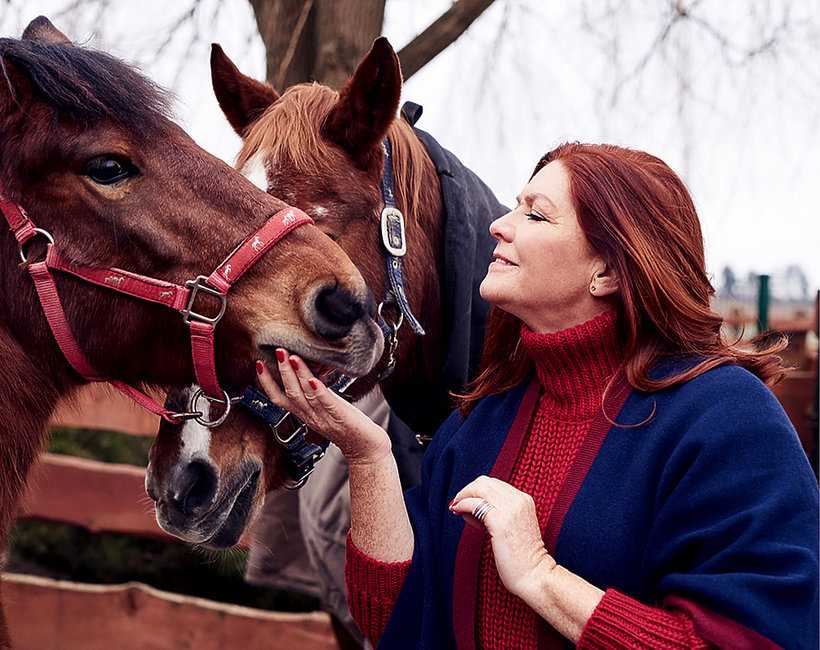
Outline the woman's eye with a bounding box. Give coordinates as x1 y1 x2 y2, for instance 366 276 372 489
526 211 548 222
84 157 135 185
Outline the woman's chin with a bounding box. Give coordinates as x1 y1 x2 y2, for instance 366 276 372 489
480 275 512 305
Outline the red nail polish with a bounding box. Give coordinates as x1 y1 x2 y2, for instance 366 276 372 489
308 378 319 390
276 349 285 363
448 498 456 509
288 357 299 370
255 360 264 375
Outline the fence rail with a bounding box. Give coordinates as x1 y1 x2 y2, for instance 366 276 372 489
4 572 336 650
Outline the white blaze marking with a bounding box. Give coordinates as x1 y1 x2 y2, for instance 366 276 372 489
311 205 328 219
242 154 269 192
180 388 211 460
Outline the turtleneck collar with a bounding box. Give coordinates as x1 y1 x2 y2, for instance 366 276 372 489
520 310 622 421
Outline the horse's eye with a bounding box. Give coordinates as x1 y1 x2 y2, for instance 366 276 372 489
85 157 135 185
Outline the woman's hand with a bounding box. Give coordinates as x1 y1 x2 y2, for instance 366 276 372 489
256 349 392 465
450 475 556 599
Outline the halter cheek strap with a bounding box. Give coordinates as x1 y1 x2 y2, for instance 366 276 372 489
1 183 312 422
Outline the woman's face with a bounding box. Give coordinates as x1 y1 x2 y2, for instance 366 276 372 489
479 160 610 333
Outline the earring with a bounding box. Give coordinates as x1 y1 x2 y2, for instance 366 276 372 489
589 284 597 294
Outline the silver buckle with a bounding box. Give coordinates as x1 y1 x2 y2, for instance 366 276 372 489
380 207 406 257
182 276 227 325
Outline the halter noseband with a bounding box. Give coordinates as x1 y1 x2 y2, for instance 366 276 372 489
0 183 313 425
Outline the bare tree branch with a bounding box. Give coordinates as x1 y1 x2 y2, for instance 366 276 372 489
274 0 313 89
397 0 496 81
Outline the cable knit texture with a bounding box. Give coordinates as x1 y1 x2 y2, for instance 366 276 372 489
477 310 620 649
344 534 411 643
577 589 710 649
346 311 709 648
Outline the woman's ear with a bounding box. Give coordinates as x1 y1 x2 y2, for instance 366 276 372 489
589 262 619 297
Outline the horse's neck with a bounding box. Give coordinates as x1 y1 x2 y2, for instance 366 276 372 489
0 325 66 539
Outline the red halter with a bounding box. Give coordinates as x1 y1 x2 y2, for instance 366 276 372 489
0 185 313 423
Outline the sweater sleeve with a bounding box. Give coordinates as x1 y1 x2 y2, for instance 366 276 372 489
577 589 711 649
345 533 411 644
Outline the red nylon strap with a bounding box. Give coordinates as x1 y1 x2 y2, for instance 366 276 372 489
189 321 221 399
209 208 313 292
28 259 103 380
0 191 37 244
27 257 178 420
45 247 190 310
192 207 313 398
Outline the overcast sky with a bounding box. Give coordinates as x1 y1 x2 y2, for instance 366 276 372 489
3 1 819 295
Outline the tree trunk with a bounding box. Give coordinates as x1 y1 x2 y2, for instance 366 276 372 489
248 0 497 89
250 0 384 89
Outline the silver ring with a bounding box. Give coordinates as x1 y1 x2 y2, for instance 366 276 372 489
471 499 494 524
189 388 233 428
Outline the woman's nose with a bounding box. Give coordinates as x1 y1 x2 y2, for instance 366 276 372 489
489 210 515 242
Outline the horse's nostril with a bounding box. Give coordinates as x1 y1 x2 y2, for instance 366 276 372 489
312 283 366 340
168 460 217 516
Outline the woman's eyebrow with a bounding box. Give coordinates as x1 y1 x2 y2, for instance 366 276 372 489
518 192 558 210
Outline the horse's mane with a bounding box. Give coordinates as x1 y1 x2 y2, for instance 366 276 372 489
0 37 171 130
236 83 439 224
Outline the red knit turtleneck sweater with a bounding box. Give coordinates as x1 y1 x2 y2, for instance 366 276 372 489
345 311 709 648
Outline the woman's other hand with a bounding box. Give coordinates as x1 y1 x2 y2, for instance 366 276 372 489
450 476 557 599
256 349 392 465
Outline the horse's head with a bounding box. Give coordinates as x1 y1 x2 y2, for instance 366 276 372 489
146 38 445 548
211 36 443 399
147 385 276 548
0 18 382 397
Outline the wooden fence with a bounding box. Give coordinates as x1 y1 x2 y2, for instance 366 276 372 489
7 357 817 649
7 384 336 650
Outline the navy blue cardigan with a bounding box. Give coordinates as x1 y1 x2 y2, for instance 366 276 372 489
378 363 819 649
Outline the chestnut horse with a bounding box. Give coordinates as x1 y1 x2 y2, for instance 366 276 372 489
0 17 381 646
147 38 502 546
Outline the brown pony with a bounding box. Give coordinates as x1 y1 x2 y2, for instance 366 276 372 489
145 38 490 547
0 17 381 646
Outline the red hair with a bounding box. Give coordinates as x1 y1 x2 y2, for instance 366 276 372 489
458 143 787 415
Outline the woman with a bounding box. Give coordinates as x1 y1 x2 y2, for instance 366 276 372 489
256 143 818 649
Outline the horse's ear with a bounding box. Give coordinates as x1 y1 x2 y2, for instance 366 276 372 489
322 37 402 170
22 16 71 44
211 43 279 137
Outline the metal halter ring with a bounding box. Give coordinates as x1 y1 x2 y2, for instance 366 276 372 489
19 228 55 264
377 301 405 333
274 420 308 446
188 388 237 428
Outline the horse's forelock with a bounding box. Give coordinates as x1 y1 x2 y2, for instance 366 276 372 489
0 37 172 131
236 83 439 228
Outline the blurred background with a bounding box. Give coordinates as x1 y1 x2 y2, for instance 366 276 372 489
2 1 818 648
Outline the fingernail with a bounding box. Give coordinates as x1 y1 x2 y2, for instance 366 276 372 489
308 378 319 390
448 498 456 509
276 349 286 363
288 357 299 371
256 360 264 375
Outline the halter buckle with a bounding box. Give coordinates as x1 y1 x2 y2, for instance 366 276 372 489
182 276 227 325
380 207 406 257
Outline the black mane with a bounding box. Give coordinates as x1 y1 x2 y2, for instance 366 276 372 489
0 36 172 130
